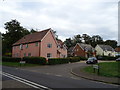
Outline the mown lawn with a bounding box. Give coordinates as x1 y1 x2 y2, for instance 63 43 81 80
1 62 40 67
83 62 120 78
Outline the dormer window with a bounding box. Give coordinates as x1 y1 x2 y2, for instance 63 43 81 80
35 42 38 46
20 44 23 50
26 44 28 48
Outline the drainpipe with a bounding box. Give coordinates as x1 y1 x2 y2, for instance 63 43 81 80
39 41 40 57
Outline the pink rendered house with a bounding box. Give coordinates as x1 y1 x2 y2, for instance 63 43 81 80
12 28 67 59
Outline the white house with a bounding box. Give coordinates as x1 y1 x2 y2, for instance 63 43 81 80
95 44 115 57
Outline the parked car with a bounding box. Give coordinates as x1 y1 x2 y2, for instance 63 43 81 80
86 57 98 64
116 57 120 61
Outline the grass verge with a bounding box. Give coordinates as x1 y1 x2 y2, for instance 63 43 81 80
83 62 120 78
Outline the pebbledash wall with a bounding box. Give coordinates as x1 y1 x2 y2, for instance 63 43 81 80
12 30 58 59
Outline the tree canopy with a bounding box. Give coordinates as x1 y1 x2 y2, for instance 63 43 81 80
64 34 117 49
2 19 37 56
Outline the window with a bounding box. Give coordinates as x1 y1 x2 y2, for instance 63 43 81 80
28 53 31 56
24 53 26 57
16 53 18 57
20 44 23 50
47 44 52 48
47 53 52 58
35 42 38 46
26 44 28 48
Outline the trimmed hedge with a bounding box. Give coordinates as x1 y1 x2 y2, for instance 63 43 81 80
69 57 80 63
79 56 87 60
2 56 21 62
23 57 46 65
48 57 81 65
48 58 69 65
97 56 118 60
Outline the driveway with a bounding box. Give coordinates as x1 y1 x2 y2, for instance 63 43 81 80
19 61 88 80
2 63 118 88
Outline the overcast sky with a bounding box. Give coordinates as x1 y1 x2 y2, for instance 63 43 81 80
0 0 119 43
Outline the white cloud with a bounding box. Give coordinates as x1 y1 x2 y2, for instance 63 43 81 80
0 0 119 42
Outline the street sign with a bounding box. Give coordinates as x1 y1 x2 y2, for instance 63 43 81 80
93 65 99 69
20 61 26 64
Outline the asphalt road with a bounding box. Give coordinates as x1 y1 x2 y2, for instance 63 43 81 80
2 65 119 89
2 75 32 88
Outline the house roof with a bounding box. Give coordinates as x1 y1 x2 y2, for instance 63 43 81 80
98 44 114 51
115 47 120 52
78 43 94 51
57 39 63 45
13 28 51 46
57 39 66 48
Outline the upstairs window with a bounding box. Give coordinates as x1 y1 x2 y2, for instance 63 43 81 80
47 44 52 48
26 44 28 48
20 44 23 50
35 42 38 46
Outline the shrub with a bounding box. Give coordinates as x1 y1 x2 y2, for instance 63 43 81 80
79 56 87 60
48 58 69 65
2 56 21 62
23 57 46 65
48 57 81 65
97 56 117 60
69 57 80 63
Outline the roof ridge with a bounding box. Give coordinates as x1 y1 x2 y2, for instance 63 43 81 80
13 28 51 46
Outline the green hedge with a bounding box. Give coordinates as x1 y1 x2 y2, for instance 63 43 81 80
69 57 80 63
48 57 81 65
78 56 87 60
48 58 69 65
2 56 21 62
23 57 46 65
97 56 118 60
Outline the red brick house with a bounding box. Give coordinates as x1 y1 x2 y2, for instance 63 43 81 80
73 43 96 58
115 47 120 56
12 28 67 59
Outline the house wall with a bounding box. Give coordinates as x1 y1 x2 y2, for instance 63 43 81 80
95 45 104 56
73 44 86 57
103 51 116 57
40 31 57 59
12 42 41 58
57 47 67 58
95 45 115 57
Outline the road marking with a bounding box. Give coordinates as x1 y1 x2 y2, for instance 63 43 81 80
2 72 52 90
70 77 80 80
55 75 62 77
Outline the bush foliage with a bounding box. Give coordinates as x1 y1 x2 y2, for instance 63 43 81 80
69 57 80 63
23 57 46 65
96 56 118 60
48 58 69 65
48 57 80 65
2 56 21 62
